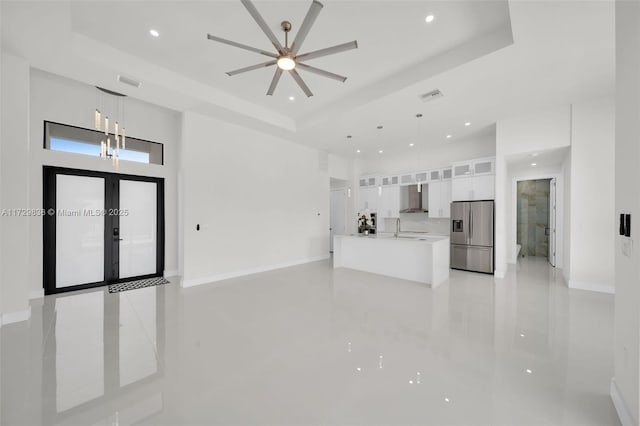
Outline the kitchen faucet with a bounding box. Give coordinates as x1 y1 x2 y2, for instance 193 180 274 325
395 218 401 238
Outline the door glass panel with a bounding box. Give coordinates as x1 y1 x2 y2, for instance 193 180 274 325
119 180 157 278
56 175 105 288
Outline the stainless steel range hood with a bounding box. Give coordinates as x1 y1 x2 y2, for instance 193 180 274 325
400 184 428 213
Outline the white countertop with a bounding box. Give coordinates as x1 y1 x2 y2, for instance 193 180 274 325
337 233 449 243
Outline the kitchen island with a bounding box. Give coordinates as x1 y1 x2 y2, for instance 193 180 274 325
333 234 450 287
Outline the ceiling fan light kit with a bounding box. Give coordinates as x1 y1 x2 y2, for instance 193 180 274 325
207 0 358 98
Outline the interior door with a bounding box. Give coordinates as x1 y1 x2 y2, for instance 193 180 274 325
330 189 346 252
549 178 557 266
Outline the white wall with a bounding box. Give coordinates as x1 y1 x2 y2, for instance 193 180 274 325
569 97 615 293
180 111 329 286
495 105 571 276
0 53 30 321
613 1 640 423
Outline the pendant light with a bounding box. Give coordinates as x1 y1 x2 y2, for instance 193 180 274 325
95 87 127 170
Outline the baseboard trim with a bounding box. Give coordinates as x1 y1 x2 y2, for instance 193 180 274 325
163 269 179 278
181 255 331 288
568 279 615 294
29 289 44 300
611 378 636 426
1 308 31 326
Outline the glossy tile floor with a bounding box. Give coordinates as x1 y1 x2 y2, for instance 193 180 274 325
1 257 620 425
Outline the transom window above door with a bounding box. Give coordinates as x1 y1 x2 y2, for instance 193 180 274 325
44 121 164 165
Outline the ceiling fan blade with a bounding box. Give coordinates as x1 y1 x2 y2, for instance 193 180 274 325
290 69 313 97
296 40 358 61
227 60 277 76
297 63 347 82
240 0 285 54
207 34 278 58
290 0 323 56
266 68 283 96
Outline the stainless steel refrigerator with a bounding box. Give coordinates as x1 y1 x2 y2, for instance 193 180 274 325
450 200 494 274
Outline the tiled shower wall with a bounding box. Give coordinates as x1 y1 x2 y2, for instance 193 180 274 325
517 179 551 257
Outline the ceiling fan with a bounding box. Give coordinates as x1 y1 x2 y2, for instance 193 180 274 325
206 0 358 98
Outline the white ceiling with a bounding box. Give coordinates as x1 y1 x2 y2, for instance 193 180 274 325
1 1 614 159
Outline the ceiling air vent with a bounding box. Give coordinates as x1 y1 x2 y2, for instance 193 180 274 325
419 89 443 103
117 75 142 88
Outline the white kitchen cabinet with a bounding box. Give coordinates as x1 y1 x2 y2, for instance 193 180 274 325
415 171 428 184
451 175 495 201
400 173 415 185
381 176 399 186
442 167 453 180
359 175 380 187
358 186 380 212
429 180 452 218
381 186 400 218
472 158 495 175
473 174 495 200
377 186 400 232
453 163 473 178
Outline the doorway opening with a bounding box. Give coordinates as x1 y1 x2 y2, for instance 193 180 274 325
516 178 556 266
330 178 348 253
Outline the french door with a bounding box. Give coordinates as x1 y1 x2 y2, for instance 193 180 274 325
43 167 164 295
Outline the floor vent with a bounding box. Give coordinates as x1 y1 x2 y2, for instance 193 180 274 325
108 277 170 293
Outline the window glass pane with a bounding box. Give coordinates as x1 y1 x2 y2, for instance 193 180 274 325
45 122 162 165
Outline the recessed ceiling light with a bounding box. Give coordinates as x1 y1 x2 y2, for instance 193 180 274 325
464 122 471 127
446 134 452 139
356 150 361 153
531 163 537 167
378 150 383 154
526 369 533 374
149 29 160 37
289 96 295 101
520 333 525 338
409 143 415 147
409 380 414 384
444 397 451 403
425 14 435 23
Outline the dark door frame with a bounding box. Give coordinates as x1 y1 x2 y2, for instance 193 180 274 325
43 166 165 295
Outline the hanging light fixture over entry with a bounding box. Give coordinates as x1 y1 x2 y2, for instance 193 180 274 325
94 87 127 169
